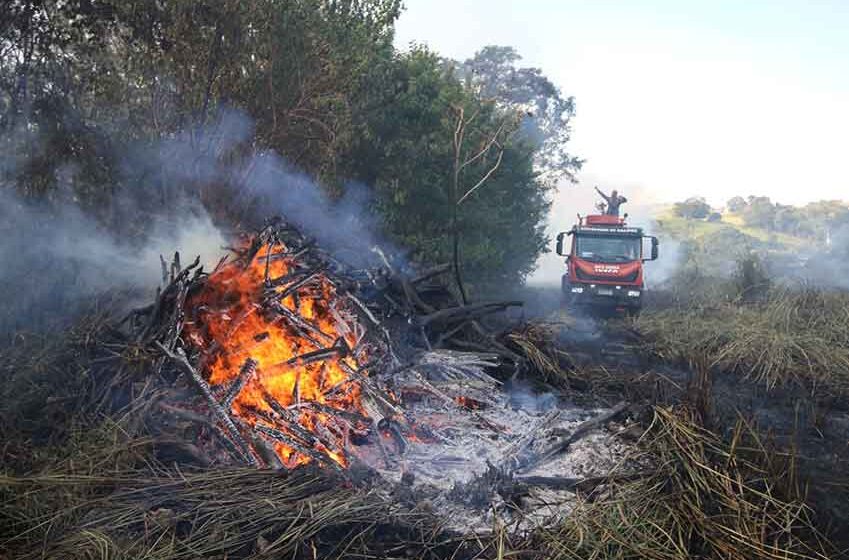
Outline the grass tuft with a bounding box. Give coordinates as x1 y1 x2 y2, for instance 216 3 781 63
636 286 849 393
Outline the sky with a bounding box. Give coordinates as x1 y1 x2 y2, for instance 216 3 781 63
394 0 849 207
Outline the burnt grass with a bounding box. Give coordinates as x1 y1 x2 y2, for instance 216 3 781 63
600 291 848 553
504 282 849 552
2 286 848 559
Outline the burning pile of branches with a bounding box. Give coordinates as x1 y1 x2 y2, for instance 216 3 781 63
126 219 522 472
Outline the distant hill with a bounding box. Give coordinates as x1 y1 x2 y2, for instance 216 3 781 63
653 206 807 251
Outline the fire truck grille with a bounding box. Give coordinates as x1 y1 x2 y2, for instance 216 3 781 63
575 267 639 283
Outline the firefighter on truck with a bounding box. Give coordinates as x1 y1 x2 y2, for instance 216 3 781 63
595 186 628 217
555 188 658 313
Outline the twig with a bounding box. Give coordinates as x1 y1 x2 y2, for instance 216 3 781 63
517 401 629 473
222 358 258 409
155 342 256 466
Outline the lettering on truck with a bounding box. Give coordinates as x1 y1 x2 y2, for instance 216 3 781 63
593 265 621 274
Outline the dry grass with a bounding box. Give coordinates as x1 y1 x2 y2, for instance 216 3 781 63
506 320 576 387
0 305 131 472
1 306 840 559
0 403 462 559
512 406 833 560
3 407 832 560
636 287 849 393
2 464 458 559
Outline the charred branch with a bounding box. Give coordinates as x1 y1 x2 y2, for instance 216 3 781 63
414 301 523 328
155 342 257 466
222 358 258 409
515 401 629 474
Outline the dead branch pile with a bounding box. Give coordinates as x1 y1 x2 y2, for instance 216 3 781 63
120 218 530 470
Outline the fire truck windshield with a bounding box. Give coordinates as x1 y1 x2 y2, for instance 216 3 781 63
575 235 640 263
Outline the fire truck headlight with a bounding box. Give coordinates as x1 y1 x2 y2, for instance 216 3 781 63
571 287 584 294
627 290 641 297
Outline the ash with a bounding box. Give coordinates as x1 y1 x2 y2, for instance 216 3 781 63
366 352 635 533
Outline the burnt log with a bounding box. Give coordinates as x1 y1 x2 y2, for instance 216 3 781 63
221 358 258 409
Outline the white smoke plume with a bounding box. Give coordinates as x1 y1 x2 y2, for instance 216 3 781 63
0 109 397 334
0 189 226 334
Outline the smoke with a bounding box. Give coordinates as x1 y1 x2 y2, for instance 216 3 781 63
506 380 558 412
632 210 685 288
0 108 400 335
773 222 849 290
128 109 398 269
819 223 849 289
238 150 397 269
0 189 226 334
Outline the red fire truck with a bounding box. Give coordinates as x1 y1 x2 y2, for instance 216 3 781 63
556 214 659 312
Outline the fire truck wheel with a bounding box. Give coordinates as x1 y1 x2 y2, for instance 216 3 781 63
560 275 571 294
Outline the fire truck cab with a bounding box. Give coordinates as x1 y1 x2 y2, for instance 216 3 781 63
556 214 659 312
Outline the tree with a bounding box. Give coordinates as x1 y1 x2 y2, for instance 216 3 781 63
726 196 746 213
742 196 776 229
448 101 521 302
1 0 403 219
351 47 554 292
456 46 582 185
1 5 567 294
673 197 711 219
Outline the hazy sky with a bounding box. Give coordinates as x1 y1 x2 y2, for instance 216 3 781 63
395 0 849 206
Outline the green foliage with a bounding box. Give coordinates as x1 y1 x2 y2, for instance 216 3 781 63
742 195 777 229
0 1 571 294
348 47 556 289
348 48 458 258
727 195 849 241
457 45 583 185
726 195 746 212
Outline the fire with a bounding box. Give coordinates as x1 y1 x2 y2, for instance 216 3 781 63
455 396 484 410
183 238 369 468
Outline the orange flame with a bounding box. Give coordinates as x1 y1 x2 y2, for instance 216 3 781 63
184 240 368 468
